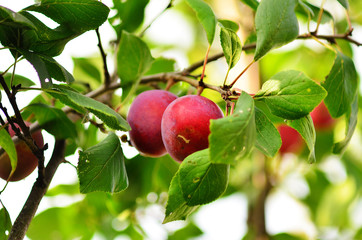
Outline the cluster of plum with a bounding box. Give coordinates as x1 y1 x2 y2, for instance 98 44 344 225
128 90 336 161
127 90 224 162
0 90 335 182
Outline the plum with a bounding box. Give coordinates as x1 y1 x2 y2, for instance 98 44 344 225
277 124 304 155
161 95 224 162
127 90 177 157
310 102 335 131
0 122 44 181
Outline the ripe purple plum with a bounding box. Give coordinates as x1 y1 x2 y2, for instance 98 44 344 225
161 95 224 162
277 124 304 155
0 122 44 181
310 102 335 131
127 90 177 157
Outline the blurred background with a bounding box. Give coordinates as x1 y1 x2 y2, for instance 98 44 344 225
0 0 362 239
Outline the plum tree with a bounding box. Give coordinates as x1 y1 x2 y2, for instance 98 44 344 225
161 95 224 162
0 122 44 181
127 90 177 157
277 124 304 155
310 102 336 131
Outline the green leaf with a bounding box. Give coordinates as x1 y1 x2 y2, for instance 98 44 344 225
255 70 327 119
146 57 176 75
337 0 349 9
333 95 358 154
50 85 131 131
24 0 110 33
0 206 12 240
220 27 242 69
322 52 357 118
2 73 35 90
117 31 154 84
163 172 199 223
296 1 333 24
179 150 229 206
72 57 103 88
239 0 259 10
109 0 149 38
20 50 74 88
0 6 35 29
0 128 17 180
78 132 128 193
25 103 77 139
255 108 282 157
168 222 203 240
186 0 217 45
218 19 239 32
254 0 299 60
209 92 256 164
287 116 316 163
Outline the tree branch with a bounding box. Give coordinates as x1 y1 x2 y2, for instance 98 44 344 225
8 139 66 240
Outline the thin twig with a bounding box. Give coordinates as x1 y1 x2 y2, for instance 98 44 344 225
96 28 111 87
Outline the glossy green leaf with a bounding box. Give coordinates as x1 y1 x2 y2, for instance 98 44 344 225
25 103 77 139
179 150 229 206
255 70 327 119
209 92 256 164
168 222 203 240
50 85 130 131
117 31 154 84
20 50 74 88
24 0 110 33
337 0 349 9
255 107 282 157
333 95 358 154
78 132 128 193
322 52 357 118
0 128 17 180
239 0 259 10
2 73 35 89
218 19 239 32
220 27 242 69
186 0 216 45
254 0 299 60
109 0 149 38
0 206 12 240
146 57 176 75
163 172 199 223
0 6 35 29
296 1 333 24
287 115 316 163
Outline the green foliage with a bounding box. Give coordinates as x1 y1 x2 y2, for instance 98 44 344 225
117 31 154 84
254 0 299 60
209 92 256 164
0 206 12 240
0 0 362 239
78 132 128 193
255 70 327 119
220 27 242 70
287 115 316 163
185 0 217 45
25 103 76 139
322 52 358 118
49 85 130 131
255 108 282 157
109 0 149 38
179 149 229 206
